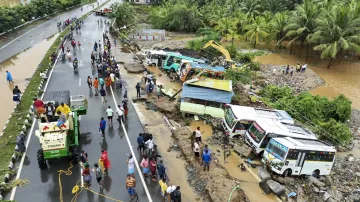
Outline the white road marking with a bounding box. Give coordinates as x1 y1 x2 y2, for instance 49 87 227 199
110 87 153 202
81 48 84 52
30 40 34 44
79 115 81 121
79 78 81 86
84 38 87 42
9 39 68 200
40 32 44 36
80 168 84 187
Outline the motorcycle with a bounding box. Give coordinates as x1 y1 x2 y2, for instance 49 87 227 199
73 61 78 71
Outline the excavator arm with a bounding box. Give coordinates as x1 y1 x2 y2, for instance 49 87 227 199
202 40 232 62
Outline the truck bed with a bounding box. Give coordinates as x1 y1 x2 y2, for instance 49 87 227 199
42 91 70 106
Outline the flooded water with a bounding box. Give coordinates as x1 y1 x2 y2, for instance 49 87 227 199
255 53 360 109
0 34 58 132
189 121 280 202
147 65 182 91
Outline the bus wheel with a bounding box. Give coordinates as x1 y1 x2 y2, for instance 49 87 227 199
151 63 156 66
283 169 292 177
312 169 320 178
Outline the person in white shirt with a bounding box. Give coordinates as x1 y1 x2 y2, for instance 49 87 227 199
195 127 203 143
145 137 154 156
143 71 148 83
193 140 200 160
110 72 115 83
166 184 176 201
127 154 135 174
116 104 124 127
105 106 113 127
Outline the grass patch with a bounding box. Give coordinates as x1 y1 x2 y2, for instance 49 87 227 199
0 0 110 194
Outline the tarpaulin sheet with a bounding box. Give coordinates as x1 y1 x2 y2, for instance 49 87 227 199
182 84 233 103
190 62 225 73
187 78 232 92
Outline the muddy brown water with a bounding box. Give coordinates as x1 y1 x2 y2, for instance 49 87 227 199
255 53 360 109
0 34 57 133
189 121 280 202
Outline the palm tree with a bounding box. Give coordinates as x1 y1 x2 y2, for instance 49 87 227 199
214 17 237 37
260 0 292 13
244 16 269 47
226 29 242 45
310 5 360 68
239 0 262 16
270 11 289 48
285 0 319 57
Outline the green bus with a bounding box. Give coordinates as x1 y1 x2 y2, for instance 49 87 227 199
162 52 205 72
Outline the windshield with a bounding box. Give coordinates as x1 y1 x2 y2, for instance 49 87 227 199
224 108 236 129
146 53 151 59
265 139 288 161
248 122 265 143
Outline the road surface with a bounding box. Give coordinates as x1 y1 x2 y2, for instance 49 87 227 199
9 3 162 202
0 2 98 63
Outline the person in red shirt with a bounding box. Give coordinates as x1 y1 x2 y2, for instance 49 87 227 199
33 98 48 122
100 150 111 175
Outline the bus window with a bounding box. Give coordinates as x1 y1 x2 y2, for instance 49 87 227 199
306 152 319 161
233 121 252 132
318 152 335 162
151 54 159 59
286 149 299 160
248 123 265 143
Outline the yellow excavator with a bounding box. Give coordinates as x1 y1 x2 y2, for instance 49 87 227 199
203 40 236 69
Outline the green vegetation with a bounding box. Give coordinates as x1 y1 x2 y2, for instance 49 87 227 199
0 0 109 192
260 85 353 146
0 0 96 33
148 0 360 68
110 3 137 29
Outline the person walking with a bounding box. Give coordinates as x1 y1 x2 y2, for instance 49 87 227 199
127 154 135 175
145 136 154 156
93 77 99 96
87 76 92 90
6 71 14 83
171 186 182 202
159 177 168 202
82 163 92 187
193 140 200 162
149 157 157 182
100 88 107 104
137 133 145 155
99 117 106 137
93 163 103 189
166 184 176 202
202 149 211 171
116 104 124 127
195 127 203 143
99 77 105 89
136 82 141 98
140 155 150 178
105 106 113 127
157 85 162 99
100 149 111 175
80 150 88 164
126 174 136 201
105 75 111 90
157 159 166 180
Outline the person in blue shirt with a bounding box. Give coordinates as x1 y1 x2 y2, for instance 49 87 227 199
99 117 106 137
157 159 166 179
202 149 211 171
6 71 13 83
137 133 145 155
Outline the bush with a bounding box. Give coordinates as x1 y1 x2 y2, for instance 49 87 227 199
0 0 86 33
110 3 137 28
260 85 353 146
235 52 255 63
226 44 237 58
224 68 254 85
248 61 261 71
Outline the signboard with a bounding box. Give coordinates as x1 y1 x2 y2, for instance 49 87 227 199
44 149 68 159
131 29 166 41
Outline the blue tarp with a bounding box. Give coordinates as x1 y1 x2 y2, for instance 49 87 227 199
190 62 225 72
181 84 233 103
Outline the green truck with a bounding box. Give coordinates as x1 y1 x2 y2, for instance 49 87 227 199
35 91 87 169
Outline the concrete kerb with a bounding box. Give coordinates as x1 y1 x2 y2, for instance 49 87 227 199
0 1 110 199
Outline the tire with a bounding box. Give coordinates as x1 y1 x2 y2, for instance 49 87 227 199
70 145 80 164
283 169 292 177
37 149 47 169
151 63 156 66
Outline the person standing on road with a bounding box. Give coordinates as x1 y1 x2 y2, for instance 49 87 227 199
157 159 166 180
159 177 168 202
145 136 154 156
93 77 99 96
136 82 141 98
116 104 124 126
193 140 200 162
127 154 135 175
87 76 92 90
100 150 111 175
93 163 103 189
126 174 136 201
99 77 105 89
202 149 211 171
105 106 113 127
105 75 111 90
140 155 150 178
82 163 92 187
6 71 14 84
171 186 182 202
137 133 145 155
166 184 176 202
100 88 107 104
99 117 106 137
150 157 157 182
80 150 88 164
114 39 116 48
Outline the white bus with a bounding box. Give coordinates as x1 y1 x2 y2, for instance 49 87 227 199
222 104 294 138
146 50 169 66
262 137 336 176
244 119 317 154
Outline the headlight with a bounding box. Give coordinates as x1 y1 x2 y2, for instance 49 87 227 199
276 166 281 171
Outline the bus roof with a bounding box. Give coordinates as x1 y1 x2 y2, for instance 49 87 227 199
148 50 168 55
255 119 317 140
166 53 205 63
228 105 294 124
272 137 336 152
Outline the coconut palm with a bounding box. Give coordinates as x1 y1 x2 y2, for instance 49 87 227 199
310 5 360 68
244 16 269 47
226 29 242 45
239 0 262 16
214 17 237 37
285 0 319 57
269 11 289 48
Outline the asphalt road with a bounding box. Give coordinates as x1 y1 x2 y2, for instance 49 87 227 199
0 1 99 63
9 4 162 202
